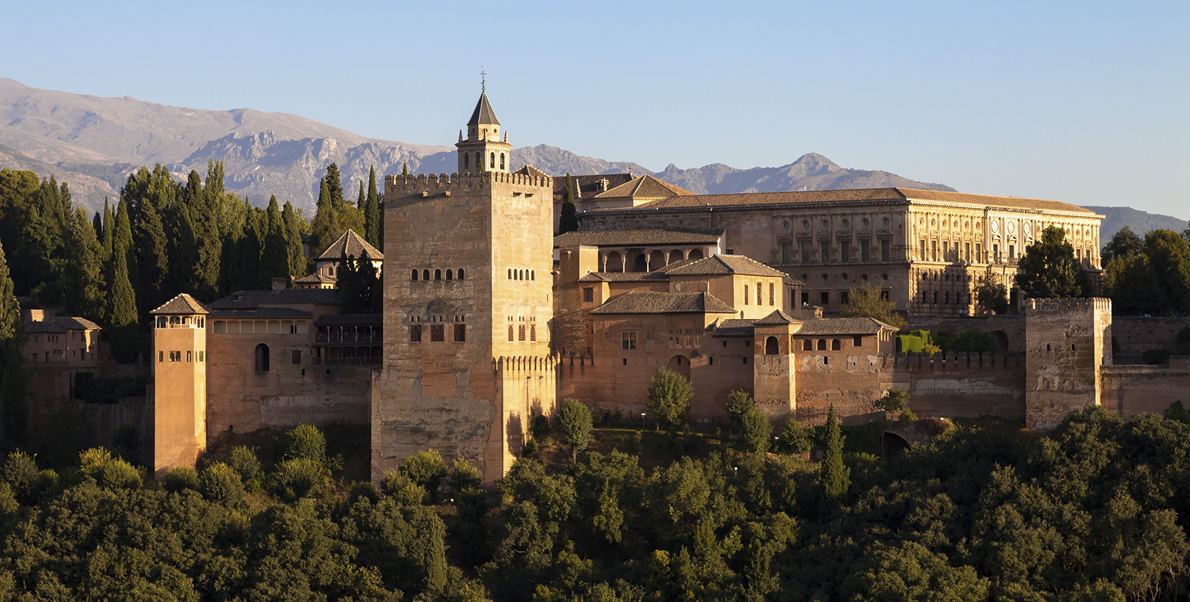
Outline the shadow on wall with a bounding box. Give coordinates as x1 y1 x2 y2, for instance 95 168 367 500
506 413 524 458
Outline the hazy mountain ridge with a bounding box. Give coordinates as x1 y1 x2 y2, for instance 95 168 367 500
654 153 956 195
1082 205 1188 242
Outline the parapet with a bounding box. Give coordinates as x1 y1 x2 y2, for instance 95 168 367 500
1025 297 1112 315
384 172 552 196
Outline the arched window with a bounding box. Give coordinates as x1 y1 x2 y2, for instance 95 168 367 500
530 325 536 342
464 153 469 170
803 339 813 351
765 336 779 355
490 152 495 169
500 153 505 170
817 339 827 351
446 269 453 280
458 269 465 280
508 325 514 341
411 270 418 281
831 339 841 351
508 268 512 279
518 325 526 341
530 271 535 281
255 344 270 372
423 269 430 281
434 269 442 280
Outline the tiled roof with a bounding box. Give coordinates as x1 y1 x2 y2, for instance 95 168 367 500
208 288 342 310
666 255 789 278
711 319 755 337
595 175 695 199
317 229 383 261
625 187 1095 215
294 273 336 284
578 272 667 282
754 310 798 326
796 317 895 335
150 294 209 315
590 291 736 315
554 228 723 248
513 165 550 178
208 308 313 320
468 92 500 126
24 316 102 333
314 313 383 326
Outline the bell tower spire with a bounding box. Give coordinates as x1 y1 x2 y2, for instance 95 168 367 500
457 79 512 174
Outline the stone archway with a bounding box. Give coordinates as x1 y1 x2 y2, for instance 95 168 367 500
667 355 691 380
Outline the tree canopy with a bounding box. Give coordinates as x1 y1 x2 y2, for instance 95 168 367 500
839 282 906 328
1014 225 1092 299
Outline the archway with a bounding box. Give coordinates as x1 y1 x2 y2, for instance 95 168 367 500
669 250 684 264
688 249 704 260
255 344 270 372
649 250 666 271
605 251 623 272
667 355 691 380
991 330 1009 352
765 336 779 355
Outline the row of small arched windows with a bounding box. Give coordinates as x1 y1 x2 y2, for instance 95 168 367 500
760 336 866 354
411 269 465 282
508 268 535 281
462 152 505 171
508 324 537 342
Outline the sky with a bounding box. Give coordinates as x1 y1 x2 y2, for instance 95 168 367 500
3 0 1188 218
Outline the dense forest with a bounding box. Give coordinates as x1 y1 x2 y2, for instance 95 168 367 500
0 406 1189 600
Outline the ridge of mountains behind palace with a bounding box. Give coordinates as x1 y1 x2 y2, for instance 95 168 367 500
0 77 1183 241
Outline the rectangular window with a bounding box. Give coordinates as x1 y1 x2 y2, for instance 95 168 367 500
965 242 971 262
920 240 926 260
757 282 762 305
410 325 422 343
841 240 851 263
841 291 850 305
801 242 811 264
187 351 192 362
1009 244 1015 259
976 243 982 262
881 290 890 302
454 324 466 342
158 351 163 363
821 242 830 263
744 285 749 305
582 287 593 302
931 240 938 261
821 292 830 305
882 239 890 261
169 351 181 362
530 325 536 342
431 324 445 342
993 244 999 261
861 240 870 262
292 350 301 365
199 351 204 362
853 336 863 347
621 331 637 350
769 283 775 306
801 292 809 307
781 241 792 263
943 241 949 261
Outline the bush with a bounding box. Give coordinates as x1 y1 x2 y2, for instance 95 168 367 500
270 457 327 500
726 390 755 427
874 388 909 414
1143 348 1172 364
283 424 326 463
780 420 811 454
646 368 693 430
78 448 141 490
381 470 428 505
739 408 773 455
530 414 551 440
559 398 593 462
162 466 200 493
450 459 483 492
522 438 538 458
201 463 243 506
349 481 380 504
3 451 39 497
400 450 447 497
226 445 261 483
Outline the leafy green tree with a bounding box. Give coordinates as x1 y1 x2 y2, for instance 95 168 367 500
270 457 327 500
284 424 327 463
841 541 991 602
1015 225 1092 299
401 449 448 497
558 398 593 463
725 389 755 428
0 241 28 446
1105 229 1190 315
61 209 104 322
976 270 1009 315
1101 226 1143 262
162 466 200 493
559 173 579 234
132 189 170 313
646 368 693 430
201 462 243 506
840 282 906 328
740 408 773 455
779 420 811 454
227 445 261 483
819 404 850 507
106 237 139 363
875 388 909 413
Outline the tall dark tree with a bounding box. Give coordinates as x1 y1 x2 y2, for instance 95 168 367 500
337 254 362 313
234 204 264 291
113 200 136 298
558 173 579 234
61 209 104 323
92 211 103 242
1109 229 1190 316
0 240 28 446
259 196 290 285
310 178 335 269
1014 225 1091 299
818 403 850 509
100 199 114 269
134 196 170 315
15 176 70 299
107 230 140 364
1101 226 1143 262
365 166 381 248
282 201 306 278
356 252 381 313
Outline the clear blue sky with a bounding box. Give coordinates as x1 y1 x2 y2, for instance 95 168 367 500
4 0 1188 218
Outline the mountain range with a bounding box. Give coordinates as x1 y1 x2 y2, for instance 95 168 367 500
1 77 1186 242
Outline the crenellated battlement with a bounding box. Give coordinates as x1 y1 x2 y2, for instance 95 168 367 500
1026 297 1112 315
492 354 561 372
384 171 552 195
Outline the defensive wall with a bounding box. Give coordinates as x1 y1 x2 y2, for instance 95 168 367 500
1101 357 1190 420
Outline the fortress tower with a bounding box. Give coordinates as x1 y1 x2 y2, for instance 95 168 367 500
1024 297 1112 429
150 294 209 478
373 91 556 483
456 88 512 175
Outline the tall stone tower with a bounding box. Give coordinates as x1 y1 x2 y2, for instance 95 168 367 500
1024 297 1112 429
373 91 556 483
456 89 512 175
150 294 209 478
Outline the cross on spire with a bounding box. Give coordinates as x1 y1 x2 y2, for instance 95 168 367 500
481 67 486 92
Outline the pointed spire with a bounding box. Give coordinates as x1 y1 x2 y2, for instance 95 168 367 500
468 92 500 126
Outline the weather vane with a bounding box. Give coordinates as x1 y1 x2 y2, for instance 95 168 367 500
481 67 486 92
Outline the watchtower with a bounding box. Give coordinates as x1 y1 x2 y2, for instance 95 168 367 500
373 91 556 483
456 89 512 175
1024 297 1112 429
150 294 209 478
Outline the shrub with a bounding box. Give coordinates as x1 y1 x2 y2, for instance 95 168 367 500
163 466 200 493
780 420 811 454
201 462 243 506
79 447 141 490
646 368 693 430
898 409 918 423
559 398 593 462
530 414 552 440
874 388 909 414
349 481 380 504
226 445 261 483
450 459 483 492
270 457 327 500
400 450 447 497
522 438 538 458
381 470 428 505
3 451 39 497
739 408 773 455
283 424 326 463
725 390 755 427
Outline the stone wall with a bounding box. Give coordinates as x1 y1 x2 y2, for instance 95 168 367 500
1101 357 1190 419
1111 317 1190 356
1024 298 1111 429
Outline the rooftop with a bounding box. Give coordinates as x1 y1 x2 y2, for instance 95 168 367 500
150 293 209 316
590 291 736 315
594 175 695 200
468 92 500 126
555 228 723 248
666 254 790 278
24 316 102 333
209 288 342 310
317 229 383 262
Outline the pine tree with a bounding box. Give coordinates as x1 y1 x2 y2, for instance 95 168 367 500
402 162 409 177
259 196 290 285
559 173 579 234
0 239 29 446
107 238 139 364
92 211 103 241
114 199 135 288
818 404 850 509
235 205 264 291
100 199 114 267
365 166 381 248
310 178 336 270
134 197 170 316
282 201 306 278
62 209 104 323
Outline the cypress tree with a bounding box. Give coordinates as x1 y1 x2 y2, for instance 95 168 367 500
62 209 104 323
402 162 409 177
282 201 306 278
365 166 381 248
236 205 264 291
337 254 362 313
0 240 29 446
818 403 850 509
357 251 381 313
559 173 579 234
92 211 103 241
134 197 170 316
310 178 335 270
100 199 114 267
260 196 290 285
107 238 139 364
